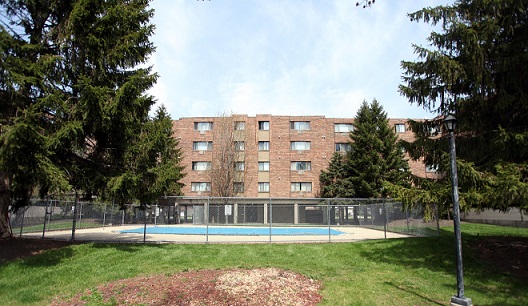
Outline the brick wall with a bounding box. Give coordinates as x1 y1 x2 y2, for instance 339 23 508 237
173 115 435 197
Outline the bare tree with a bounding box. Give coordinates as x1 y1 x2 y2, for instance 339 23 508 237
356 0 375 9
209 112 248 198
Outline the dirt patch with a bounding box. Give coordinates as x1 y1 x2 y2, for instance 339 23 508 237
51 268 322 306
468 236 528 280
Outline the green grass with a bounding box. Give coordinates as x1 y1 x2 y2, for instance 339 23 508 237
1 223 527 305
13 220 103 233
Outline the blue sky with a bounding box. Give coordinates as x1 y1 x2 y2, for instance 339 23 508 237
147 0 453 120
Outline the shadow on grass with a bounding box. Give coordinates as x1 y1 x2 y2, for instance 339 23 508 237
90 241 156 252
19 241 168 268
21 246 76 267
384 281 444 306
359 228 528 305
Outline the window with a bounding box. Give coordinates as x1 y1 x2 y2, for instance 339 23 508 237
258 121 270 130
235 141 245 151
234 121 246 130
193 141 213 151
258 141 270 151
426 164 439 173
258 162 270 171
192 161 211 171
428 124 441 136
290 121 310 131
191 182 211 192
291 161 311 171
291 182 312 192
395 124 406 133
235 162 245 171
290 141 311 150
258 182 270 192
335 143 352 152
334 123 354 133
194 122 213 131
233 182 244 193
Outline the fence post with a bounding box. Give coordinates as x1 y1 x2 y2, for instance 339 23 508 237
79 201 83 229
154 203 158 226
19 207 25 238
72 193 78 241
406 209 410 234
103 203 107 228
109 200 115 227
383 200 387 239
42 199 50 239
367 201 379 228
143 204 147 244
435 203 440 236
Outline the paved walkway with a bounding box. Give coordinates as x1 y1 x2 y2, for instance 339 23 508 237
23 225 411 244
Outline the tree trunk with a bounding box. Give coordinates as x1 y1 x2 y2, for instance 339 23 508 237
0 171 12 239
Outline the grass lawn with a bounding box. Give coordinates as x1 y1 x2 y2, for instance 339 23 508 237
0 223 527 305
13 220 104 234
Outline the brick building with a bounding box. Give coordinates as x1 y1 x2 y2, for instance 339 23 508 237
172 114 436 198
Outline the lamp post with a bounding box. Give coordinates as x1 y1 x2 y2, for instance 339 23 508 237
443 114 472 306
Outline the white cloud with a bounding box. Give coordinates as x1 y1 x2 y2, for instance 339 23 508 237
146 0 454 120
222 81 265 115
323 89 368 118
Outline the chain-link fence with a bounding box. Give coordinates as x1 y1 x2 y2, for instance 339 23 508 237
9 197 439 243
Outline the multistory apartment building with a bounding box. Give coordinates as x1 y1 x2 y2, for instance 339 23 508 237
172 114 436 198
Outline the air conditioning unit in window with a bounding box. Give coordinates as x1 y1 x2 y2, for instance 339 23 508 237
199 150 205 154
199 130 206 135
297 150 304 154
298 170 304 175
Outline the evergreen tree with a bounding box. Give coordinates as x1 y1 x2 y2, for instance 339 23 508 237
107 106 185 205
0 0 179 238
1 0 73 238
319 153 354 198
51 0 158 201
397 0 528 212
319 100 410 199
347 100 410 198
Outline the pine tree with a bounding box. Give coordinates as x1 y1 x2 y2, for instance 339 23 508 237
0 0 178 238
1 0 74 238
107 105 185 205
347 100 410 198
398 0 528 212
319 100 410 200
319 153 354 198
51 0 158 200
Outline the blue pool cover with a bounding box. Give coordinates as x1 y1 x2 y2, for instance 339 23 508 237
120 226 346 236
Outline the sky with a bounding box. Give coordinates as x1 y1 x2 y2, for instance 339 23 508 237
147 0 454 120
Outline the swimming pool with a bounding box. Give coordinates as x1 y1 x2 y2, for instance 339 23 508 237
120 226 346 236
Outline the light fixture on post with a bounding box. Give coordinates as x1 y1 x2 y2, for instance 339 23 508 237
443 114 457 132
443 114 472 306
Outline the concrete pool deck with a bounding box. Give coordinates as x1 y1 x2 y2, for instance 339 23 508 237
23 225 412 244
